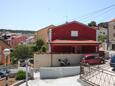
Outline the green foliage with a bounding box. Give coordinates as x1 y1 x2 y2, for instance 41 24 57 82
98 35 107 42
11 45 33 61
88 21 97 27
41 46 47 52
36 39 45 50
32 39 47 53
16 70 26 80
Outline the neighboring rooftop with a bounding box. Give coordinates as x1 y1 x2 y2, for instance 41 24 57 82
110 18 115 22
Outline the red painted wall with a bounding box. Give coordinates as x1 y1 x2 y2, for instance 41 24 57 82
51 45 97 54
51 46 73 53
50 21 97 53
52 22 96 41
8 35 27 48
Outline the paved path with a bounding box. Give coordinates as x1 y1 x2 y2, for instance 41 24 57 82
20 75 89 86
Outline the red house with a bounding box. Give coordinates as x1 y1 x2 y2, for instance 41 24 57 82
7 35 27 48
48 21 99 54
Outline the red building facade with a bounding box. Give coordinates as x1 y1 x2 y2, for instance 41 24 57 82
49 21 99 54
7 35 27 48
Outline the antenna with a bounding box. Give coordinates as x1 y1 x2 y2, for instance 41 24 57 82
65 1 68 23
65 15 68 23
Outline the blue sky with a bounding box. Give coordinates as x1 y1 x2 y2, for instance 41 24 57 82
0 0 115 31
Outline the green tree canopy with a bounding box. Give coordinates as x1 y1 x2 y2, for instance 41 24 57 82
88 21 97 27
98 35 107 43
11 45 32 62
32 39 47 53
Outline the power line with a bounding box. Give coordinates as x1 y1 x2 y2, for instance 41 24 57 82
80 7 115 22
77 4 115 21
98 9 114 22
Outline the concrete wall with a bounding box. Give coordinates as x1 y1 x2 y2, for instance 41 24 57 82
40 66 80 79
34 53 82 68
34 54 51 68
52 54 82 66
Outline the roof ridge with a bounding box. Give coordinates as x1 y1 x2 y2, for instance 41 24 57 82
51 21 95 30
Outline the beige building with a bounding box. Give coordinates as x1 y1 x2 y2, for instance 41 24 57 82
34 25 55 43
108 19 115 50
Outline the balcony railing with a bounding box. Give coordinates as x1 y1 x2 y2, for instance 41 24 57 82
80 63 115 86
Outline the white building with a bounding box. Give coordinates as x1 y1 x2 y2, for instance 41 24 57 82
96 27 107 41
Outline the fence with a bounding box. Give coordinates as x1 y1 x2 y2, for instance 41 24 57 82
80 63 115 86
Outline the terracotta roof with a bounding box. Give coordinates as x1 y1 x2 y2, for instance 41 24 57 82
110 18 115 22
50 40 99 44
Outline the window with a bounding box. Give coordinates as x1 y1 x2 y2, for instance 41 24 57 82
71 31 78 37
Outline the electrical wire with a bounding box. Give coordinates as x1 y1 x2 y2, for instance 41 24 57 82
81 7 115 22
77 4 115 21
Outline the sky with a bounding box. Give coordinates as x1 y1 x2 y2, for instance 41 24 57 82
0 0 115 31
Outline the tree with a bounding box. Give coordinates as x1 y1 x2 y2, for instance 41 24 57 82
41 45 47 52
98 35 107 42
88 21 97 27
11 45 32 63
36 39 45 51
32 39 47 53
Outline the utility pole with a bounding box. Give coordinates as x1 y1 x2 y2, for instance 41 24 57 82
26 59 28 86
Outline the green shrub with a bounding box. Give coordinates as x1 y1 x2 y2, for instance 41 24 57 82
41 46 47 52
16 70 26 80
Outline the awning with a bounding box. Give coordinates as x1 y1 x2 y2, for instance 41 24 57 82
49 40 100 46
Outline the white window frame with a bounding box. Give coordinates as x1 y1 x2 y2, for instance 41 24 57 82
71 31 78 37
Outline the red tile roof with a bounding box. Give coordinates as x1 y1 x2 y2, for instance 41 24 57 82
110 19 115 22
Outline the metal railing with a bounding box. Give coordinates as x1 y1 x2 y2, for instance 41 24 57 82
80 63 115 86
